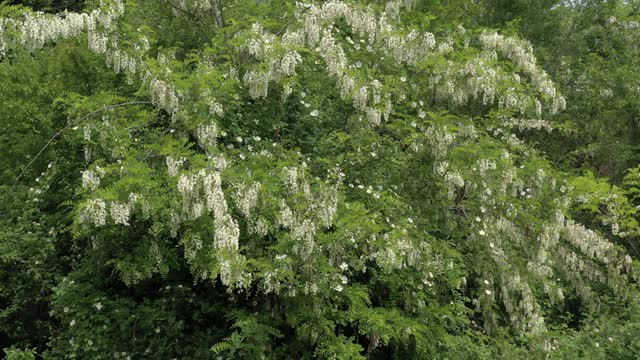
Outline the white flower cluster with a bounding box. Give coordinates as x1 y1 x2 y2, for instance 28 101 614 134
81 169 101 191
424 126 476 204
235 182 261 218
4 0 568 141
557 245 607 285
302 0 436 65
105 47 138 77
177 168 247 287
444 154 539 334
277 167 340 261
166 156 186 177
263 268 286 294
86 20 108 54
241 1 433 125
1 0 123 53
209 100 224 117
110 201 130 225
243 70 270 99
149 79 179 115
177 169 228 226
278 50 304 78
290 216 317 260
79 192 142 227
480 31 566 115
500 117 553 132
455 53 500 105
110 193 140 226
79 198 107 226
425 126 454 159
499 271 546 335
246 23 274 59
416 32 565 120
0 19 6 56
281 166 296 191
484 239 547 335
477 159 497 177
292 1 436 124
315 29 389 125
243 24 303 99
23 5 162 117
466 162 632 330
353 86 369 111
372 232 420 271
444 172 465 200
563 220 614 264
527 220 562 279
425 110 632 336
249 217 269 237
237 1 566 130
195 123 218 151
384 1 401 20
558 220 631 295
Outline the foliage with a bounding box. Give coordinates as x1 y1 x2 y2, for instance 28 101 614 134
1 0 639 358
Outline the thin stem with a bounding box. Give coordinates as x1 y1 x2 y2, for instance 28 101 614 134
15 101 152 184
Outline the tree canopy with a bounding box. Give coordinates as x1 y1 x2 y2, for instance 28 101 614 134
1 0 640 358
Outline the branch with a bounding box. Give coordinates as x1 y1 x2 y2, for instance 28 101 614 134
211 0 225 28
15 101 152 184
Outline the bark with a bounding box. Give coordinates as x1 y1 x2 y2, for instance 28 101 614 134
210 0 225 27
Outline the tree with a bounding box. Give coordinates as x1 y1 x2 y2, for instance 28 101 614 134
0 0 639 358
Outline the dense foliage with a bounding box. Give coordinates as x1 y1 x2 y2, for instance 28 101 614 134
1 0 640 358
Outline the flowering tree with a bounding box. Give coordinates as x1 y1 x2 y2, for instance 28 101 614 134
1 0 639 358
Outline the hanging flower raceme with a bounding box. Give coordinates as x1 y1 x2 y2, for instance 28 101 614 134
176 167 249 288
1 0 124 54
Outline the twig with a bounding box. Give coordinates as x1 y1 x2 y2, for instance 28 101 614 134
15 101 152 184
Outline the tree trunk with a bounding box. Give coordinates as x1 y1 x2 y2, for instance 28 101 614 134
210 0 225 27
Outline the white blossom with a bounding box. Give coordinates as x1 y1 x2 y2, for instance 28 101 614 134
243 70 270 99
81 170 100 191
196 123 219 151
79 198 107 226
110 201 131 225
166 156 186 177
